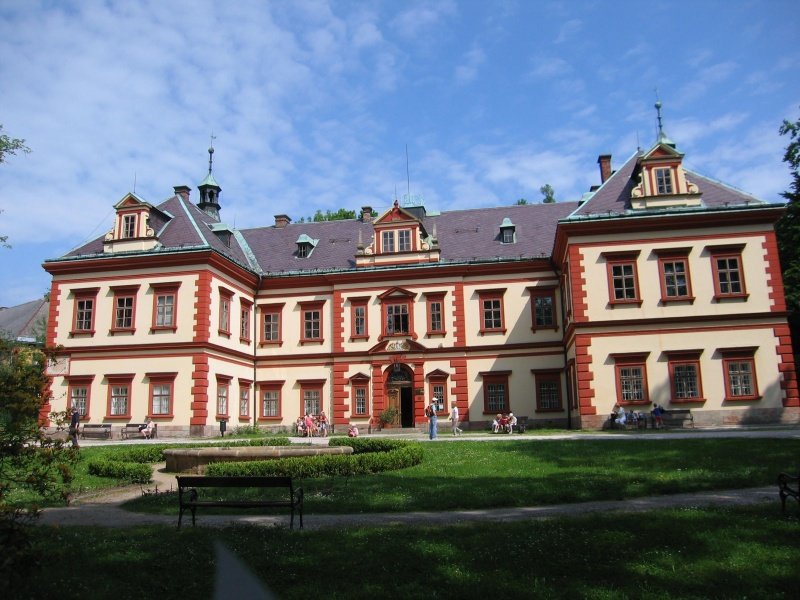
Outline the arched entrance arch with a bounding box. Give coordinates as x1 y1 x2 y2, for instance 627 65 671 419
384 362 415 427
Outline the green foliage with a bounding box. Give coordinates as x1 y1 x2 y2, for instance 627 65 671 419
515 198 528 205
303 207 357 222
328 436 410 454
377 406 398 426
0 124 30 164
86 459 152 484
778 112 800 313
540 183 556 203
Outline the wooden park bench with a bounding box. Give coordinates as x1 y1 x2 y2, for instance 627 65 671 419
777 472 799 513
121 423 158 440
80 423 112 440
658 409 694 429
176 476 304 529
510 416 528 433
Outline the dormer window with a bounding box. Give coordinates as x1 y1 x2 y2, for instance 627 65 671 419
398 230 411 252
122 215 137 238
382 231 395 253
499 218 515 244
295 234 318 258
655 168 673 195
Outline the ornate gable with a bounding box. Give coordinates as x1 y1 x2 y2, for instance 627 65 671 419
356 199 440 267
103 193 160 253
630 142 701 210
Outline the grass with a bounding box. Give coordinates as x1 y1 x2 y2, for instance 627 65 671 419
10 504 800 599
122 437 800 515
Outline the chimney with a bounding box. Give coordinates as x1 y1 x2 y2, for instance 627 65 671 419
173 185 191 201
274 214 291 229
597 154 612 184
361 206 373 222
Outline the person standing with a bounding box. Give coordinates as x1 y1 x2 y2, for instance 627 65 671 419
425 401 438 440
449 401 462 436
69 406 80 448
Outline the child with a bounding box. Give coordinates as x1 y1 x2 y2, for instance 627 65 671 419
348 423 359 438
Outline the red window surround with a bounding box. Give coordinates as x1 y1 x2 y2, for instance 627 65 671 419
602 250 642 306
349 297 370 341
349 373 370 416
528 285 558 332
707 244 748 301
110 284 140 335
532 369 563 412
654 248 694 304
299 379 326 415
70 287 99 336
257 380 284 421
480 370 511 414
215 375 232 418
259 303 284 346
239 299 253 343
611 352 650 405
105 374 134 420
424 292 446 336
150 282 180 332
299 300 325 344
218 287 234 337
66 375 95 420
426 369 450 415
719 347 760 401
146 371 177 418
477 289 507 335
378 288 417 340
238 379 252 421
664 350 705 404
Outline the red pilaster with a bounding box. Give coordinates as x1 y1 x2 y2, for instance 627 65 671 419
193 272 212 343
190 354 209 425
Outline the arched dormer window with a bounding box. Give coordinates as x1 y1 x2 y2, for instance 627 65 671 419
499 217 516 244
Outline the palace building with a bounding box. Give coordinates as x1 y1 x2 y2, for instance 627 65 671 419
42 123 799 436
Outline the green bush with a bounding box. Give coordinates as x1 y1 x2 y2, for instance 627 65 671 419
328 437 411 454
107 437 294 464
206 444 423 478
86 459 152 484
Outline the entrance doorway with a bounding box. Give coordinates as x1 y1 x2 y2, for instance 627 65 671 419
400 387 414 427
385 362 415 428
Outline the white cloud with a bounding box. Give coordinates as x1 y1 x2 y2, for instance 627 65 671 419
454 46 486 85
554 19 582 44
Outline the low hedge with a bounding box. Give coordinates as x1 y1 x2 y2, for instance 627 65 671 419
328 437 411 454
109 437 294 464
206 443 423 478
86 459 152 484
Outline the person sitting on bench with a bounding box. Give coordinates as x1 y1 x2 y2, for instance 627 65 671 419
139 417 155 439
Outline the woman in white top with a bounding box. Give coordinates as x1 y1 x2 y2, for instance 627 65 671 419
449 401 462 436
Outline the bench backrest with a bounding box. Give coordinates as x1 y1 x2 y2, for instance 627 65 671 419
177 476 293 490
84 424 111 429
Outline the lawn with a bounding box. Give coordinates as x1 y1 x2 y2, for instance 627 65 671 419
11 504 800 599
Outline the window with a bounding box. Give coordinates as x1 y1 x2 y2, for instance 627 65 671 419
71 288 99 335
481 371 510 414
478 289 506 334
300 301 324 343
122 214 137 238
300 380 325 415
655 168 673 194
708 245 747 300
67 376 93 418
426 293 445 335
655 249 694 302
386 303 409 335
297 243 310 258
147 373 176 416
258 381 283 420
612 353 649 404
350 374 370 416
398 230 411 252
502 228 514 244
350 298 369 340
665 351 704 402
533 371 562 411
720 348 759 401
603 251 641 305
259 303 284 345
106 375 133 418
111 285 139 333
378 288 417 339
151 282 179 331
239 380 251 418
529 287 557 330
240 300 252 342
219 288 233 336
382 230 395 253
216 377 231 417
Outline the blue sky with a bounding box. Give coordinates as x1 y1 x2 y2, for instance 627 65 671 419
1 0 798 307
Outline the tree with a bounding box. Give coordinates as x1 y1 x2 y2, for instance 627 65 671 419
777 112 800 360
515 198 528 205
311 208 357 222
540 184 556 203
0 125 31 248
0 340 75 586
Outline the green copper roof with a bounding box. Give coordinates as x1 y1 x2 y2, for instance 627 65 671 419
199 172 220 188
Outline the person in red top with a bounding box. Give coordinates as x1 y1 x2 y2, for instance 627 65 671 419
304 413 315 437
318 411 328 437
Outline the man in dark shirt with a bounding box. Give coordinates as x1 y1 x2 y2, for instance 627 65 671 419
69 407 80 448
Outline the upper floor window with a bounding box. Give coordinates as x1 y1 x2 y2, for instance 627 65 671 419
111 285 139 333
425 292 446 336
499 218 516 244
378 288 417 339
151 282 180 331
300 301 324 343
295 234 318 258
71 287 99 336
603 251 641 305
478 289 506 334
611 352 650 404
386 303 409 335
240 299 252 342
655 168 673 194
122 214 137 238
382 230 395 253
398 229 411 252
380 229 413 253
655 248 694 303
219 288 234 336
349 297 369 340
529 287 557 331
708 245 748 300
260 303 284 345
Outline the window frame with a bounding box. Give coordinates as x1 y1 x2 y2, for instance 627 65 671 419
611 352 650 405
71 287 99 336
299 300 325 344
218 288 233 337
122 214 137 239
528 286 558 332
603 251 642 306
66 375 94 419
427 373 449 415
215 375 231 418
349 297 370 341
239 299 252 343
110 285 139 334
381 230 395 253
350 374 370 416
398 229 411 252
238 379 252 420
259 303 284 346
708 245 748 301
532 370 563 412
480 371 511 414
477 289 506 335
655 248 694 304
257 380 284 421
105 374 134 420
150 282 180 332
147 372 176 418
655 167 674 195
664 350 705 403
299 379 326 416
719 347 760 401
425 292 446 336
378 288 417 340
